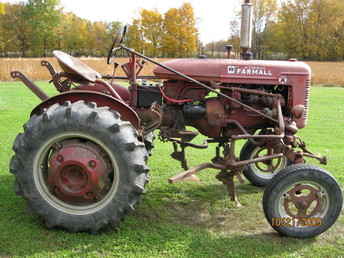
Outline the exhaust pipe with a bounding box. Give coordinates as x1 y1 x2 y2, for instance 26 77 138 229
240 0 253 60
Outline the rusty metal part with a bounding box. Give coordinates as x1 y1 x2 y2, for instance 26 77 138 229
169 137 212 171
232 98 285 140
48 140 111 203
207 98 226 127
217 86 281 98
303 153 327 164
283 184 322 218
171 142 189 170
11 71 49 101
296 138 327 165
140 103 162 135
167 103 285 184
291 105 305 119
169 138 209 149
216 170 242 207
165 129 199 142
41 60 58 78
284 147 304 164
226 151 284 167
168 162 225 183
120 45 278 124
153 57 311 129
52 72 72 92
254 147 283 172
120 57 145 79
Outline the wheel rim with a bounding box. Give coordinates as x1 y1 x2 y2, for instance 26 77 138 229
248 146 287 180
33 132 120 215
277 180 330 226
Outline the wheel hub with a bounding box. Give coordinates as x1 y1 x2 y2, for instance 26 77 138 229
48 140 111 204
283 184 323 218
254 147 282 172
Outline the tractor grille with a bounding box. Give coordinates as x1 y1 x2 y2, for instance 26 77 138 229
303 79 311 125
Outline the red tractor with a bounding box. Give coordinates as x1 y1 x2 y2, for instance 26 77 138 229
10 0 342 238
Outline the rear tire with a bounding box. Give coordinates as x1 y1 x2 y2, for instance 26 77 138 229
10 101 149 233
263 164 343 238
240 140 291 187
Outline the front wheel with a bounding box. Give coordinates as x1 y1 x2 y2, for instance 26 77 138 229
240 140 291 187
10 101 149 233
263 164 343 238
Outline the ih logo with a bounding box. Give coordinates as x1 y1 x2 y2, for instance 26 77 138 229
228 65 273 76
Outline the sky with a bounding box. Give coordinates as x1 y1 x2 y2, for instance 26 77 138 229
1 0 241 43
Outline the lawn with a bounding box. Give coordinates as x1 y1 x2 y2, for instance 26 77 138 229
0 82 343 257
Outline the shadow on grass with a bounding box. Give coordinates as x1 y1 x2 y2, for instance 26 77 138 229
0 173 313 257
184 231 315 258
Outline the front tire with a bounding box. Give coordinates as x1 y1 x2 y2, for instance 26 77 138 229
263 164 343 238
240 140 290 187
10 101 149 233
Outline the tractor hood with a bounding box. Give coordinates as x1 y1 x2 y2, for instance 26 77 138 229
153 59 311 84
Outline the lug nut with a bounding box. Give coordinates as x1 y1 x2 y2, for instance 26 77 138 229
88 160 96 168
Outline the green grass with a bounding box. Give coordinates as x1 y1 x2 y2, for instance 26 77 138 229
0 82 343 258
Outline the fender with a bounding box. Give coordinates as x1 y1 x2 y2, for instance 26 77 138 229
31 91 141 129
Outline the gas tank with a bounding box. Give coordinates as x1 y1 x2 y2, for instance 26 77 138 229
153 58 311 85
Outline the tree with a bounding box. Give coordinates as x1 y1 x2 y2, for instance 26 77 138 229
0 3 5 15
25 0 61 56
58 12 88 55
162 3 198 57
140 9 163 57
178 3 198 57
306 0 344 60
127 19 146 53
264 0 344 61
0 3 32 57
126 3 198 58
162 7 180 57
251 0 278 59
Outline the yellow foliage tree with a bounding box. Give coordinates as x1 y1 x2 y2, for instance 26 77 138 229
0 3 5 15
162 3 198 57
140 9 163 57
127 19 147 54
126 3 198 57
162 7 180 57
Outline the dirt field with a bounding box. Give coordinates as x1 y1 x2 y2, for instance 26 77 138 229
0 58 343 86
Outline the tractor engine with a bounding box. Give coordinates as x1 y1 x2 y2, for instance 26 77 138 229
154 59 311 140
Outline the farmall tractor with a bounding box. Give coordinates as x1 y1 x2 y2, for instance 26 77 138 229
10 0 342 238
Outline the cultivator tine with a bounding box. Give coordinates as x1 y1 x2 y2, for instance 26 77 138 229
216 170 242 208
168 162 225 184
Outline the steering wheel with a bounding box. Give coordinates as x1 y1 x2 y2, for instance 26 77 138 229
107 25 129 65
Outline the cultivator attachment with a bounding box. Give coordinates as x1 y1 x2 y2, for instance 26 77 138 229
166 97 327 207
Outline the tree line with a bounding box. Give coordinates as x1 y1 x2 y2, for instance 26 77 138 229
0 1 198 58
2 0 344 61
206 0 344 61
